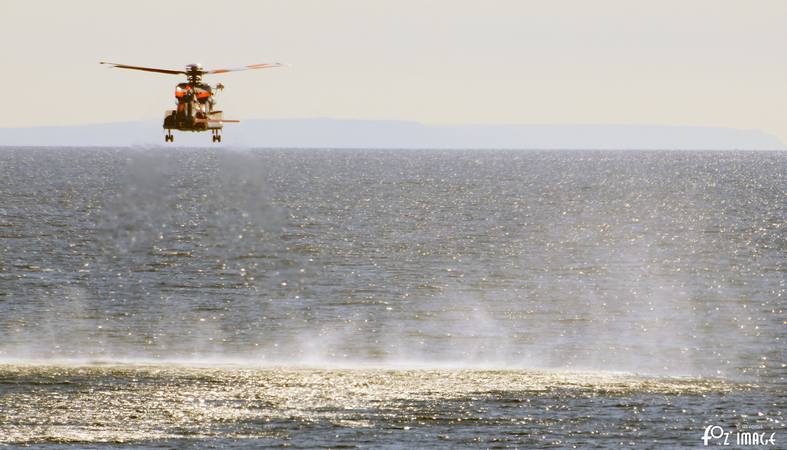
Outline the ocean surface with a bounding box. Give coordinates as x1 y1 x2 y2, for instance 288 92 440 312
0 147 784 448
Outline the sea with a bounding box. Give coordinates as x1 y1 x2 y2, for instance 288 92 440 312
0 147 784 448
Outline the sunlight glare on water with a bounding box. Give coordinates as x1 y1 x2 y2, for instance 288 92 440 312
0 148 784 447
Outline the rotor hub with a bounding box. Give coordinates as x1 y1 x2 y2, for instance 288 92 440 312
186 64 205 83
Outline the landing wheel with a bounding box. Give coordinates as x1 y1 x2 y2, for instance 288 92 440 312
165 131 174 143
211 130 221 143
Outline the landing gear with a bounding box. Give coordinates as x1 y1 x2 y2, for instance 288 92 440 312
165 130 174 142
211 129 222 143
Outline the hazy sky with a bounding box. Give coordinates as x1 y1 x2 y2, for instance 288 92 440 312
2 0 786 142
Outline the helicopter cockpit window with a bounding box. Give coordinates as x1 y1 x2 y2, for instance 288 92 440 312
175 85 191 98
196 89 211 103
175 84 212 102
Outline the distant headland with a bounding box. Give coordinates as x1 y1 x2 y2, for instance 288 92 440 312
0 118 784 150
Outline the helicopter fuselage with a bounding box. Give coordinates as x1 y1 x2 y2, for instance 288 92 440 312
164 82 223 129
163 81 226 142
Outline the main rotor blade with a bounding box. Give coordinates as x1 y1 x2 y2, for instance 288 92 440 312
206 63 285 74
100 61 184 75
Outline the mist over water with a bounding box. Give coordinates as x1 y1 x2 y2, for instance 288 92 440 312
2 148 785 447
0 148 784 379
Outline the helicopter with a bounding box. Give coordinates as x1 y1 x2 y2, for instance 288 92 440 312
100 61 284 142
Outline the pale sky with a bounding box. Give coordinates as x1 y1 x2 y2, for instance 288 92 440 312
2 0 786 143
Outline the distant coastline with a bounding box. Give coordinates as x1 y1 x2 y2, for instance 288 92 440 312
0 118 784 150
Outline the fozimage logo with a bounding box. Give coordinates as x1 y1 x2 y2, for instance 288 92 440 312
702 425 777 446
